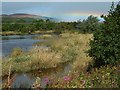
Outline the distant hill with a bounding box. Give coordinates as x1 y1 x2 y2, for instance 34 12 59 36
1 13 60 23
9 13 40 18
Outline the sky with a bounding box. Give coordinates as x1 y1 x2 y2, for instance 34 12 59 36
2 2 118 22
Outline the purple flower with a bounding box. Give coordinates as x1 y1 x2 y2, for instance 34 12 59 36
44 77 49 84
63 76 71 82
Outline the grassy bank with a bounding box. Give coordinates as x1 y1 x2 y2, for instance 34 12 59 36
1 30 57 36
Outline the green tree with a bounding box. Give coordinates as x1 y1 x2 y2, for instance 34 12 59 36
77 15 100 33
89 2 120 67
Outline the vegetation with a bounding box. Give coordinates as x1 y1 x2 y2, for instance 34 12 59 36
2 32 92 78
32 34 54 39
2 15 100 35
48 65 119 88
2 2 120 89
89 2 120 67
76 15 101 33
1 32 120 88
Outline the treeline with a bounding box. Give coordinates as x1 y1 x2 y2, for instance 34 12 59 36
2 15 101 34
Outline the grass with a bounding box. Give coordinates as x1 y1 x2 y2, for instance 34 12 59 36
32 34 54 39
1 30 55 36
0 31 22 36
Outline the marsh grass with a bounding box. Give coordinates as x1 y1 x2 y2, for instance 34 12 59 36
29 48 62 69
32 34 53 39
2 32 93 79
0 31 18 36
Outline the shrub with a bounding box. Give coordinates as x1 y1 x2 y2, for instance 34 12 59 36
89 2 120 67
10 47 23 57
13 55 30 63
76 15 100 33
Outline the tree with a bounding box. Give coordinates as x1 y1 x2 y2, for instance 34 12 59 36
89 2 120 67
76 15 100 33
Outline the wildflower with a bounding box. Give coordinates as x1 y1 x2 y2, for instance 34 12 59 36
63 76 71 82
44 77 49 84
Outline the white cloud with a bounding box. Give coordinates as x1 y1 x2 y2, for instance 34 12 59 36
1 0 120 2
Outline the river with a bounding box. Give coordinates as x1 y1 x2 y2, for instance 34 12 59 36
1 34 44 57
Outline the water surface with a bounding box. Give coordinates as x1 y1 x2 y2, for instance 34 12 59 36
11 63 72 88
1 34 43 57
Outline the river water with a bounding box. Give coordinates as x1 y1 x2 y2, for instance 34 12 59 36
10 63 72 88
1 34 44 57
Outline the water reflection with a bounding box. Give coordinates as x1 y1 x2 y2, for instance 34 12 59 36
10 63 72 88
11 74 35 88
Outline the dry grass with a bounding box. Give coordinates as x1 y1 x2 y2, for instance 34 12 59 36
34 30 55 34
0 31 20 36
33 34 53 39
51 32 93 71
29 47 62 69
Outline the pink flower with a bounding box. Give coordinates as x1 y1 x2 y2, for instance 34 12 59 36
44 77 49 84
63 76 71 82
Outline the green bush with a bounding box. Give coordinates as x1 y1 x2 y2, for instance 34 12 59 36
89 2 120 67
76 15 100 33
13 55 30 63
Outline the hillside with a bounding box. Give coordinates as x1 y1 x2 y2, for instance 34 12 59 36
1 13 60 23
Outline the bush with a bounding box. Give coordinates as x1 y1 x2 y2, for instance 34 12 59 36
76 15 100 33
11 47 23 57
89 2 120 67
13 55 30 63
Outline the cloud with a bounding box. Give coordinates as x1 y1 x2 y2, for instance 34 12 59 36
2 2 111 14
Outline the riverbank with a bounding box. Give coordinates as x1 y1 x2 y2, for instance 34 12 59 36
0 30 58 36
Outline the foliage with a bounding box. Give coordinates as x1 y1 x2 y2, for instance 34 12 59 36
48 65 119 88
13 55 30 63
2 15 100 34
89 2 120 67
10 47 23 57
32 34 53 39
76 15 100 33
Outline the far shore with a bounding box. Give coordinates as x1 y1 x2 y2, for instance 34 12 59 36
0 30 59 36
